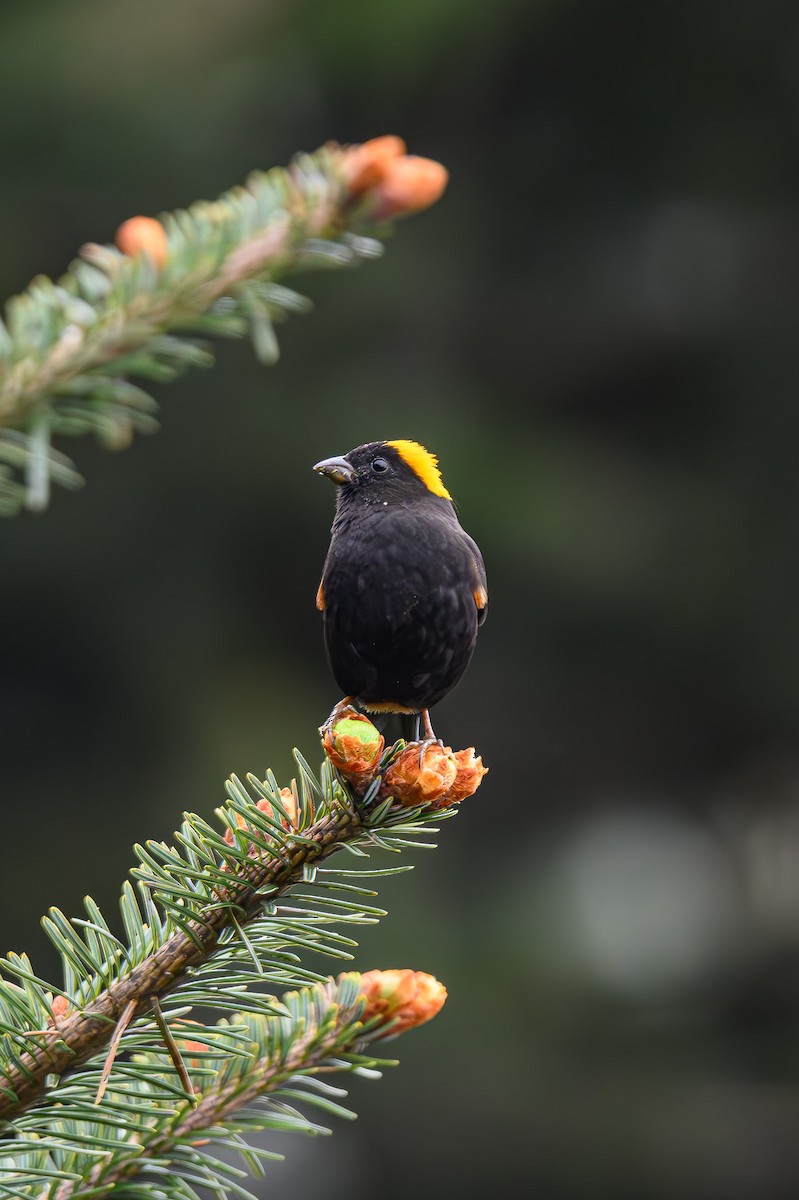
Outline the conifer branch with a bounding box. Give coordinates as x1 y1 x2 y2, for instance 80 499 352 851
0 791 360 1120
0 136 447 515
0 712 483 1125
0 717 483 1197
45 976 402 1200
4 972 444 1200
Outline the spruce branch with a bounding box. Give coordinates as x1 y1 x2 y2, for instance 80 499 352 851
0 136 448 515
0 768 362 1119
4 972 444 1200
0 715 484 1130
0 715 478 1199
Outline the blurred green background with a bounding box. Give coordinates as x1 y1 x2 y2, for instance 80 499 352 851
4 0 799 1195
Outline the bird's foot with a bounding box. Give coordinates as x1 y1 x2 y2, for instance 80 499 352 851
319 696 358 738
415 737 445 766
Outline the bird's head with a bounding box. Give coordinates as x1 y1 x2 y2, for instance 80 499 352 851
314 440 452 505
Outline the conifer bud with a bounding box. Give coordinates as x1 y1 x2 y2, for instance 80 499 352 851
322 711 385 781
276 785 299 828
177 1024 214 1072
115 216 169 267
381 742 457 806
49 995 71 1026
373 156 449 219
342 135 407 194
224 787 297 850
434 747 488 808
358 969 447 1036
225 797 269 846
341 136 448 219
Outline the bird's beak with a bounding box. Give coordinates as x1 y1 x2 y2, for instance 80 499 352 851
313 455 356 485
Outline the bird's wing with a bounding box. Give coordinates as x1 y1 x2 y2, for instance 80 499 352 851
462 532 488 625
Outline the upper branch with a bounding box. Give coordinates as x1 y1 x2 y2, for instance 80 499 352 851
0 137 448 514
0 137 446 430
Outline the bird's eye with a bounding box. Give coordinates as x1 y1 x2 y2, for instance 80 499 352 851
372 457 389 474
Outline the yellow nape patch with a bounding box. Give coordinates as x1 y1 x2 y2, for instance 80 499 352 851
385 439 452 499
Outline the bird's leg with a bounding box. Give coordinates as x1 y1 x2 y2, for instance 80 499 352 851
320 695 357 736
416 708 444 765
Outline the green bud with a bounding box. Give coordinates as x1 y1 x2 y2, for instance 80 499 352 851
333 717 381 748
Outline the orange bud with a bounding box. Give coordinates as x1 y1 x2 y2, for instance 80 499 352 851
359 968 447 1036
434 747 488 808
178 1027 214 1073
277 785 299 829
49 995 71 1026
224 789 297 850
381 742 457 806
322 710 385 782
181 1038 211 1056
224 796 271 846
115 215 168 267
342 135 407 194
374 156 449 219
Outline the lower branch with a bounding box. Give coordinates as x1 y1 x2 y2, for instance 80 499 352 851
0 806 359 1122
45 970 446 1200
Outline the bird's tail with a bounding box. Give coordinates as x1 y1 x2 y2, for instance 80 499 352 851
400 711 422 743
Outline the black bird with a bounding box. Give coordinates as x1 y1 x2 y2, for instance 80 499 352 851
314 439 487 741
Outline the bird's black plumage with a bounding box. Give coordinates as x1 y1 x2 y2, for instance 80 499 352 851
314 440 487 728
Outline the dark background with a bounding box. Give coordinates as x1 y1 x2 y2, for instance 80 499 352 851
3 0 799 1195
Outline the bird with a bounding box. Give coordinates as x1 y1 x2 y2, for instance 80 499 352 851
314 439 487 743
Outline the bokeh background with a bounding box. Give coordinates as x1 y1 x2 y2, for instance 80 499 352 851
3 0 799 1195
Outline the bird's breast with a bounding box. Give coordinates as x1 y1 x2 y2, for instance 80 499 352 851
328 506 453 589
